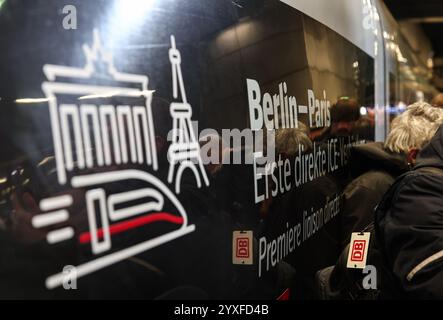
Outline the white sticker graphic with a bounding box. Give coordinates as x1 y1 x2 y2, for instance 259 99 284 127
167 36 209 193
42 29 158 185
37 30 207 289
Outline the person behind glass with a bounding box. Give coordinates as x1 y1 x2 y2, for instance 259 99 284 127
377 122 443 299
259 122 312 218
199 133 229 178
432 93 443 108
314 97 360 142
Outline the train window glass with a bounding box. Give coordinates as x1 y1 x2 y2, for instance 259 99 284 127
384 27 437 135
0 0 380 299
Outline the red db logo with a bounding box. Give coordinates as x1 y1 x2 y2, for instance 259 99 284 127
351 240 366 262
236 238 250 258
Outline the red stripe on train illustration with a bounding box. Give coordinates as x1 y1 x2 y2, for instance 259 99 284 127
79 212 184 244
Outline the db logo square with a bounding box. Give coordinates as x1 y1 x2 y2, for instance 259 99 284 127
347 232 370 269
233 231 253 265
236 238 250 258
351 240 366 262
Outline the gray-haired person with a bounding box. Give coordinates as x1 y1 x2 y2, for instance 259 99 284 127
340 102 443 247
377 119 443 298
316 102 443 299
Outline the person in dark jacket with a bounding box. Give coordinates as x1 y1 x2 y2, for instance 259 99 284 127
315 102 443 300
340 142 407 247
377 123 443 299
340 102 443 247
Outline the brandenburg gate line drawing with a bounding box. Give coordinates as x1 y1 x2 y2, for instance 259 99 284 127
42 29 158 185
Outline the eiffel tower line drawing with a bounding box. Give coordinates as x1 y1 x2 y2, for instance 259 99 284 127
167 35 209 194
